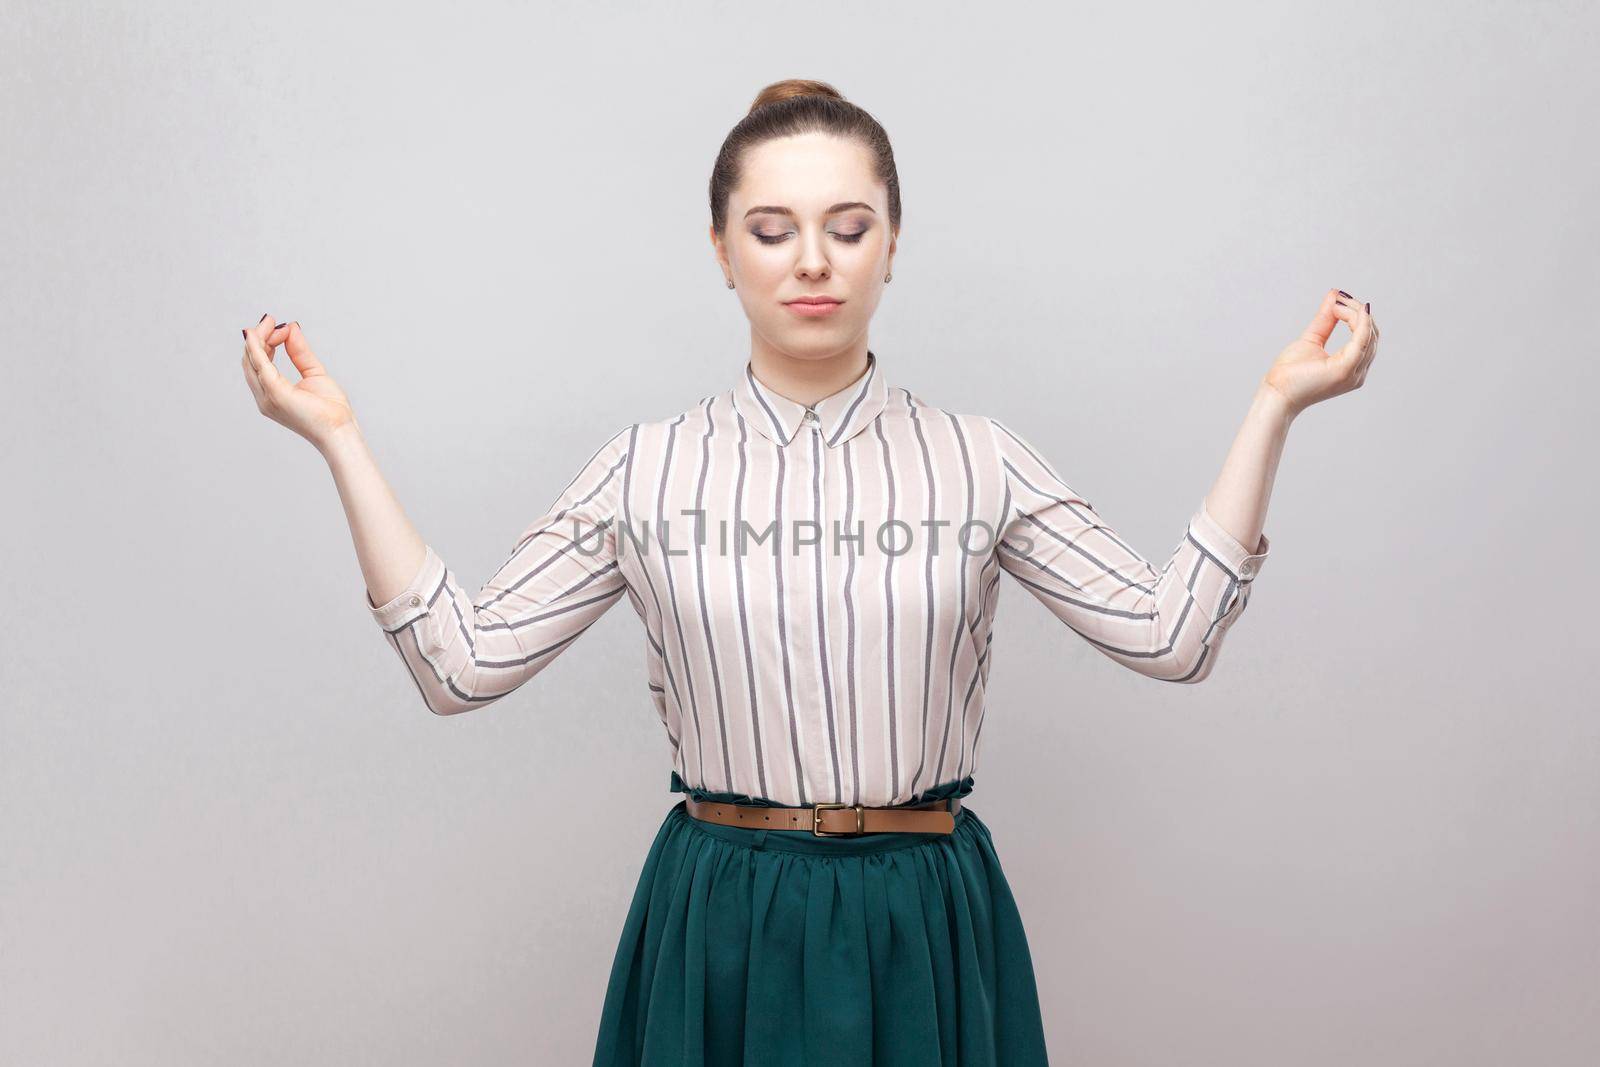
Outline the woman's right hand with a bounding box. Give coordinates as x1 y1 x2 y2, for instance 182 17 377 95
240 316 358 451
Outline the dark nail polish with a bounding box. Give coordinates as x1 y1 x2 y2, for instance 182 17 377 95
1338 290 1351 298
1365 302 1370 313
259 313 268 322
241 328 247 338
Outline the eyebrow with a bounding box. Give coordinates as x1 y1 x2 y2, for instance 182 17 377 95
743 201 877 220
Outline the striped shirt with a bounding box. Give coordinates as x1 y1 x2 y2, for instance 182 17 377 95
367 351 1271 807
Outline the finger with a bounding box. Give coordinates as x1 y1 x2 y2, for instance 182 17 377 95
248 314 296 378
241 351 267 408
1358 333 1381 385
241 324 289 393
240 327 291 406
260 320 297 375
1326 299 1369 373
1352 300 1376 368
1356 308 1380 375
246 311 280 346
1301 288 1360 348
1299 289 1342 347
262 318 293 353
277 321 328 379
259 316 299 366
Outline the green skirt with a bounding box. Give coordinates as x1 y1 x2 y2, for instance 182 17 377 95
591 773 1050 1065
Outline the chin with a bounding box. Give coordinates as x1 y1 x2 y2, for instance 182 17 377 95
766 322 857 353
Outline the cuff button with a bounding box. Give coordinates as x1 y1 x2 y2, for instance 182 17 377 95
1240 563 1254 578
409 594 422 606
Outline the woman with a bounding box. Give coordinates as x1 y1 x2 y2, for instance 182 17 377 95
239 79 1378 1066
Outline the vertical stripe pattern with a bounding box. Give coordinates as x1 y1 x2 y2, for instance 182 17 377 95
367 351 1272 806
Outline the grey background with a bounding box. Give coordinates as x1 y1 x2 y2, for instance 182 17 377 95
4 1 1596 1064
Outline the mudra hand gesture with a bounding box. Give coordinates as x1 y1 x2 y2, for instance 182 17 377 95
1264 289 1381 417
239 315 357 451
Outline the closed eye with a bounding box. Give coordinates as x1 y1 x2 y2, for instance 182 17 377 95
754 232 867 245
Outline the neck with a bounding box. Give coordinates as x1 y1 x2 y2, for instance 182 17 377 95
748 335 871 407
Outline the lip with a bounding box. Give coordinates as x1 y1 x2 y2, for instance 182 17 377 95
784 297 843 318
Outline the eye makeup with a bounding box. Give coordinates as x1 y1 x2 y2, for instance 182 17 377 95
749 224 872 245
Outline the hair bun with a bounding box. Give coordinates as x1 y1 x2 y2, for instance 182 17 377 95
710 77 900 238
749 78 846 114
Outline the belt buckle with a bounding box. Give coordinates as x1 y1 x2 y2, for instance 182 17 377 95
813 802 865 837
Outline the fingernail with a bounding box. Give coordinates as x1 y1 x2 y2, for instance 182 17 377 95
241 328 247 338
259 313 268 323
1338 290 1351 298
1365 302 1371 313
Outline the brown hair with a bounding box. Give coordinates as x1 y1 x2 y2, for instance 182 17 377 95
708 78 902 237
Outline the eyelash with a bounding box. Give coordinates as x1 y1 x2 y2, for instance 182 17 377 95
754 232 866 245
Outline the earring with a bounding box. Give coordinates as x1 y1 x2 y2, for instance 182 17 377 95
884 272 892 283
726 279 735 289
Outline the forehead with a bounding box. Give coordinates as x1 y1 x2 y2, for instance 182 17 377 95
734 131 881 212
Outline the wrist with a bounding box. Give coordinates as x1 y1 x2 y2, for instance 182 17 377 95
316 420 368 464
1253 380 1299 428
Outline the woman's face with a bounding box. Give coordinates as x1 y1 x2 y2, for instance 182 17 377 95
711 131 897 364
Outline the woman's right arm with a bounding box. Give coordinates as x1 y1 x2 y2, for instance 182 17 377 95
241 316 428 612
241 316 633 716
320 423 433 626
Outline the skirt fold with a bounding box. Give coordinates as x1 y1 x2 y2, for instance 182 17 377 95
592 794 1049 1066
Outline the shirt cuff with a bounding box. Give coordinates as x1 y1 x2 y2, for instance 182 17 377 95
366 544 446 631
1189 499 1271 582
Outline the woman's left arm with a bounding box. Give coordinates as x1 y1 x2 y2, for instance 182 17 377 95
1205 289 1381 551
992 289 1379 682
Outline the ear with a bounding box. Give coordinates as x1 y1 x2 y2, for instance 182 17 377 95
708 223 727 267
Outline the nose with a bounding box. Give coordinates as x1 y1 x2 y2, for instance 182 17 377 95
794 228 831 281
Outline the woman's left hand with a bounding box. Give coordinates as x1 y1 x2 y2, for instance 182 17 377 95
1262 289 1380 418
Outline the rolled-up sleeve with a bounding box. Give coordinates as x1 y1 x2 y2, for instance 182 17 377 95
989 418 1270 683
367 426 634 714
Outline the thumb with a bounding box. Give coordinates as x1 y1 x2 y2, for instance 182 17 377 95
1299 289 1349 349
277 322 328 378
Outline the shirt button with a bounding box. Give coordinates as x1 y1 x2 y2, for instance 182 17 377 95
1240 562 1254 578
409 594 422 606
804 410 818 422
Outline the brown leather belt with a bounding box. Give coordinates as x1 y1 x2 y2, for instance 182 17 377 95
684 796 962 836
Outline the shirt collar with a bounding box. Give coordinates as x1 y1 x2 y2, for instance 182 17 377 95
732 350 890 449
